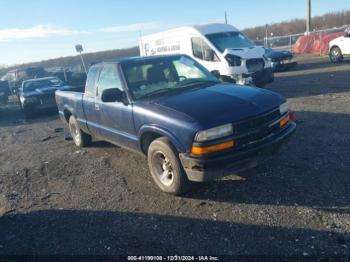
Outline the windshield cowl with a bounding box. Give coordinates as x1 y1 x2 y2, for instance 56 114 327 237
138 80 220 101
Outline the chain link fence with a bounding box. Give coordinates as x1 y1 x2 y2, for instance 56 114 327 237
260 25 349 54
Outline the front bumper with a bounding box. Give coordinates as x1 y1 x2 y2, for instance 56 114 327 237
22 96 57 111
179 121 296 182
271 60 297 72
249 68 274 87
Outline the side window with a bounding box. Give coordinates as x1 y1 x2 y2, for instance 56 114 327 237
191 37 219 62
97 65 123 99
85 66 100 96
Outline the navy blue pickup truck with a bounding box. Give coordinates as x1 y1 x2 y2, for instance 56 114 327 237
56 54 296 195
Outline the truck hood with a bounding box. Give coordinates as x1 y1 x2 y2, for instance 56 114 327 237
265 48 293 61
224 46 266 59
23 85 72 97
152 83 284 128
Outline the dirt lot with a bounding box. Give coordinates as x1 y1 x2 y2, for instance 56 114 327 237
0 56 349 257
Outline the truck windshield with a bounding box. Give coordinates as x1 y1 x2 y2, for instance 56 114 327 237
23 78 64 92
121 56 219 100
206 31 255 52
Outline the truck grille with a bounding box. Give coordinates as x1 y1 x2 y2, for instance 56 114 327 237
40 94 56 105
234 109 281 147
235 109 280 134
246 58 265 73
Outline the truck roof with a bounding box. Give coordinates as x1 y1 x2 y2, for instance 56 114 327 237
93 54 186 66
140 23 239 40
22 76 58 83
193 23 239 34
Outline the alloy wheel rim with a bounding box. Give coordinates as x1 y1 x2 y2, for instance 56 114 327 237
153 151 174 187
70 122 80 145
332 50 340 61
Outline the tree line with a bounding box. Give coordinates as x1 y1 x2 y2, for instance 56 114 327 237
1 47 140 76
243 10 350 40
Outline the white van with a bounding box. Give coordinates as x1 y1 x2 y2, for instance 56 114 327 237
139 23 274 86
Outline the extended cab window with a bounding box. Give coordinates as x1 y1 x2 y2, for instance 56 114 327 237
85 66 100 96
191 37 219 62
97 65 123 99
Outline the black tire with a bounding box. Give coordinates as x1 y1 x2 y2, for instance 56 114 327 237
68 115 92 147
148 137 190 195
329 46 344 63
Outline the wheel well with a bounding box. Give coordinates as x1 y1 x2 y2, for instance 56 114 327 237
140 132 163 154
63 110 72 123
330 45 340 52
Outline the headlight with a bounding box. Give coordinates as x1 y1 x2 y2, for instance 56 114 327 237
22 96 38 103
279 101 289 115
263 54 271 61
195 123 233 142
225 54 242 66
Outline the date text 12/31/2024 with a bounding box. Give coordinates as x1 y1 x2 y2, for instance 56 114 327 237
127 255 220 261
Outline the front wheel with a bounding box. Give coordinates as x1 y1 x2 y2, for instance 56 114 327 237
68 115 92 147
329 47 344 63
148 137 190 195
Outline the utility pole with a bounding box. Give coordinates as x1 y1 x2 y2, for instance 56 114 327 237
265 24 268 47
225 11 228 24
75 44 87 75
306 0 311 34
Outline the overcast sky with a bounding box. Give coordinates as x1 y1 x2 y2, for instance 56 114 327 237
0 0 349 65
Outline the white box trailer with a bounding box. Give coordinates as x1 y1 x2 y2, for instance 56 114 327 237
139 23 274 86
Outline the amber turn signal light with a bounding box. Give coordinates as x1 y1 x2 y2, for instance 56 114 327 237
191 140 235 155
280 114 290 127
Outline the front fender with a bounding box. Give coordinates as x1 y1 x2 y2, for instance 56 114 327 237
138 125 187 153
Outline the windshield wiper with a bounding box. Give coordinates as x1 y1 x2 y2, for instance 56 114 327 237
139 80 220 100
139 88 174 99
177 80 220 89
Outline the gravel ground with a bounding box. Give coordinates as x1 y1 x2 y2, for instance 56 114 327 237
0 56 349 258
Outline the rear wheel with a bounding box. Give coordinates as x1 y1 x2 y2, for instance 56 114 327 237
68 115 92 147
329 47 344 63
148 137 190 195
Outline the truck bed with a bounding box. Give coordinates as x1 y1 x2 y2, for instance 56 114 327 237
55 90 86 128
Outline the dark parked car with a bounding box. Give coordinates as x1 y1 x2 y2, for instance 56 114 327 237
56 54 296 195
264 48 297 72
19 76 74 117
0 80 11 105
3 67 48 94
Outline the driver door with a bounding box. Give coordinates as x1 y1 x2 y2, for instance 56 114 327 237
94 64 137 149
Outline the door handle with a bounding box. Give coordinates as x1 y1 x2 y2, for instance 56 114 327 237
95 104 100 111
